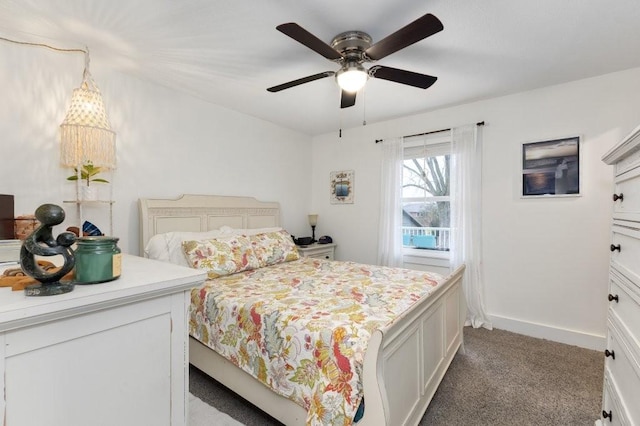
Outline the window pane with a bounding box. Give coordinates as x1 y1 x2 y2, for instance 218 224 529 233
402 201 450 228
402 155 450 198
402 201 451 250
402 152 451 251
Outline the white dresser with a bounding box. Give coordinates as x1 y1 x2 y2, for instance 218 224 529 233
0 254 206 426
600 125 640 425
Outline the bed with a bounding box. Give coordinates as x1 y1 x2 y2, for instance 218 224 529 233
139 194 465 426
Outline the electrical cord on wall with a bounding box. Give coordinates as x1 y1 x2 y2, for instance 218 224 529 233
0 36 86 55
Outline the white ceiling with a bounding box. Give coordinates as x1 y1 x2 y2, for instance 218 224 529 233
2 0 640 136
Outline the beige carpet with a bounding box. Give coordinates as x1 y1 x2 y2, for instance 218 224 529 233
189 392 245 426
190 327 604 425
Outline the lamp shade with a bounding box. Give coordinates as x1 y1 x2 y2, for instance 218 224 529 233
308 214 318 226
336 64 368 93
60 67 116 169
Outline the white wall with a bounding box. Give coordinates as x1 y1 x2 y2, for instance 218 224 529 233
311 67 640 349
0 43 312 256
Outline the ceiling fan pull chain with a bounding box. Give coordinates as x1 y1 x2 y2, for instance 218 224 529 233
339 89 343 138
362 85 367 126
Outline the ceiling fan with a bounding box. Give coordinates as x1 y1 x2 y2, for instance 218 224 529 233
267 13 443 109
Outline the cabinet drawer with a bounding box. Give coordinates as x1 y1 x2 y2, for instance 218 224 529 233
605 324 640 425
613 165 640 221
610 225 640 282
602 373 629 425
609 268 640 349
305 251 334 260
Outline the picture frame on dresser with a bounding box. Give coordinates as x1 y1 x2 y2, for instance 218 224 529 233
521 136 581 197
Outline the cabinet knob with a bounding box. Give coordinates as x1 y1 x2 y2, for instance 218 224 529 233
325 255 330 259
612 193 623 202
608 294 619 303
610 244 621 252
602 410 613 422
604 349 615 360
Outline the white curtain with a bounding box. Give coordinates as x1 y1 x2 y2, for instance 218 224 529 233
377 137 404 267
450 124 492 329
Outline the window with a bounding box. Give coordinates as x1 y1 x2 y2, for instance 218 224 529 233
402 133 451 253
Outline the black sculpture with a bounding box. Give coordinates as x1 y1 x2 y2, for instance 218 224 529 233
20 204 76 296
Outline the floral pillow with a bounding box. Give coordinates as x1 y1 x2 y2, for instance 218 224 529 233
250 230 300 267
182 235 260 278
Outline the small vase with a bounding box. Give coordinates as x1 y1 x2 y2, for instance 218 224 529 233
81 186 98 201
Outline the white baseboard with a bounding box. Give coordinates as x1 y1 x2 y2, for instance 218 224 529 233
488 314 606 351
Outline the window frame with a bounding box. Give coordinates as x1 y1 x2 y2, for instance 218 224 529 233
401 132 451 262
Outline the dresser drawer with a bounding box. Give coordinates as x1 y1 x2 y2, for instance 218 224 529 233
613 165 640 221
602 373 629 425
605 322 640 425
609 268 640 349
610 225 640 281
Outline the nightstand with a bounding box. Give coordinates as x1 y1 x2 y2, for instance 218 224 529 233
296 243 336 260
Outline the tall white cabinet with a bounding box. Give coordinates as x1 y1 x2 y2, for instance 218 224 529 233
599 125 640 425
0 255 205 426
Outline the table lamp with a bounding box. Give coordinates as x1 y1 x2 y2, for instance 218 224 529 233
308 214 318 243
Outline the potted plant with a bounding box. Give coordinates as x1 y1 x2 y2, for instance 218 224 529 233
67 162 109 200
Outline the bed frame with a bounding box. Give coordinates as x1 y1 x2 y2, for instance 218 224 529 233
139 194 465 426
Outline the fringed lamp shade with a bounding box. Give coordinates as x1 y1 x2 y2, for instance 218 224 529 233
60 65 116 169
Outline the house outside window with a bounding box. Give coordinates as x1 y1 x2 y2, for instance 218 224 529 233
402 133 451 258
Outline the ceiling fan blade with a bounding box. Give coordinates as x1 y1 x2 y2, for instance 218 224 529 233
340 91 356 108
277 23 343 61
365 13 443 61
267 71 335 92
369 66 437 89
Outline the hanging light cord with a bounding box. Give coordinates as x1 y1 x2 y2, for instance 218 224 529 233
0 36 86 55
1 36 95 90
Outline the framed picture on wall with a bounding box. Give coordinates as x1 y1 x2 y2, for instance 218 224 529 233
330 170 354 204
522 136 580 197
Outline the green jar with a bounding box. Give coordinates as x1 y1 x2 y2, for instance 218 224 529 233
75 236 122 284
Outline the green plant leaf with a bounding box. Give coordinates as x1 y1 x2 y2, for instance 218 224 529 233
66 162 109 185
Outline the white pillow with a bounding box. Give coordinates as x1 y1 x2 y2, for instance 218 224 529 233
145 229 228 267
145 233 173 262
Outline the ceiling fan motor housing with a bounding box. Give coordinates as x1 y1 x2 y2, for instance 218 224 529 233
330 31 372 62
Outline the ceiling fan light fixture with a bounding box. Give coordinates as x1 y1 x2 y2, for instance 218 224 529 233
336 64 368 93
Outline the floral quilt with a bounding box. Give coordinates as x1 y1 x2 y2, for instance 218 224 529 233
189 257 444 425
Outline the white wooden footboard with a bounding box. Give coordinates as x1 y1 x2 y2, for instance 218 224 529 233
359 265 465 426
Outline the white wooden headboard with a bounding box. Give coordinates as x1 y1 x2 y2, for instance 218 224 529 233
138 194 281 255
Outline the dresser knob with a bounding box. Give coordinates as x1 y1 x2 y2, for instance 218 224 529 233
612 193 623 202
610 244 621 252
605 349 615 360
608 294 619 303
325 256 330 259
602 410 613 421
